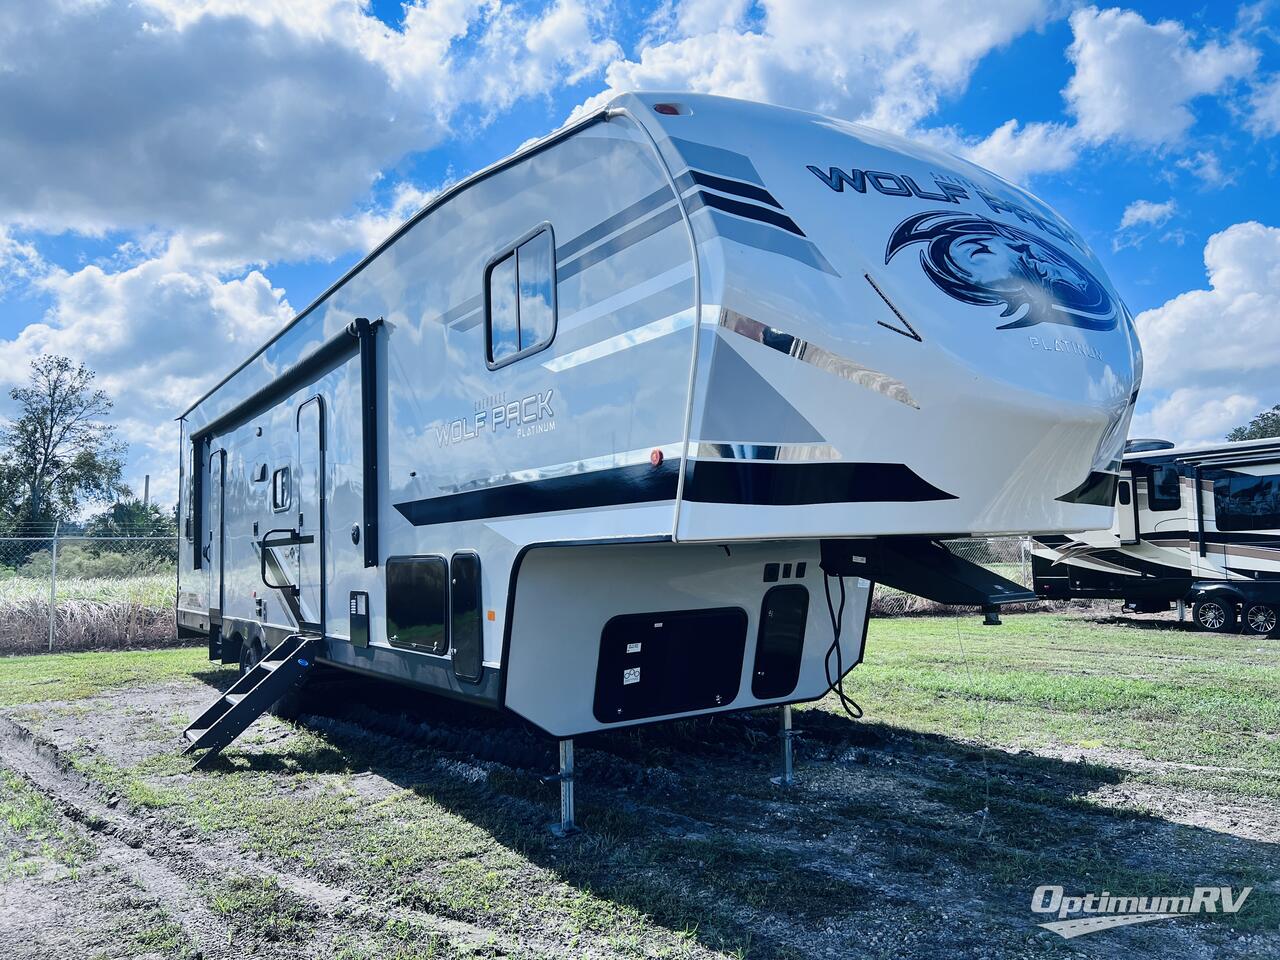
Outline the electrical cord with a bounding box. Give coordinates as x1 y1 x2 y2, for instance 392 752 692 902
823 572 864 720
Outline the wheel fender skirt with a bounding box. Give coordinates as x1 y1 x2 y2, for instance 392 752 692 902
820 537 1037 607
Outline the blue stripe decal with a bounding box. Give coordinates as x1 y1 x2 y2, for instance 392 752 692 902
684 190 806 237
668 137 765 185
698 209 839 277
556 186 676 261
674 170 782 209
558 203 684 281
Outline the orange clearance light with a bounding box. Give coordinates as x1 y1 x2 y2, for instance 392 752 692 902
487 610 496 621
653 103 680 115
650 448 664 467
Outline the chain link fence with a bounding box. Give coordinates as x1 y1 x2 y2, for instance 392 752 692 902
0 527 1042 654
0 525 178 655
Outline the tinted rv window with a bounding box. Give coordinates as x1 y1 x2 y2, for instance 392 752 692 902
1117 481 1131 506
487 253 519 363
386 557 448 654
271 466 291 512
1213 471 1280 532
485 224 556 366
1149 464 1181 511
517 229 555 350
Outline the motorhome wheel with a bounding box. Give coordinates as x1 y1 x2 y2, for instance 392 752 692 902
1244 603 1277 637
1192 599 1236 633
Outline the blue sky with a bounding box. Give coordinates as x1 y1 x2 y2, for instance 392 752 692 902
1 0 1278 504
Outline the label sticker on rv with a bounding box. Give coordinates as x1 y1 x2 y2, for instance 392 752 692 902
626 642 642 654
434 389 555 447
623 667 641 685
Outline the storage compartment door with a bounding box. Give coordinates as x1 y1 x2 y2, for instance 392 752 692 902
593 607 747 723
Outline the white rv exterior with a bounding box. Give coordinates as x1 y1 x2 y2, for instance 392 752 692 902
1033 437 1280 634
177 93 1141 737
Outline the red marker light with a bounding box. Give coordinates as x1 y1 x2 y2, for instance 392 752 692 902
653 103 680 116
650 448 665 466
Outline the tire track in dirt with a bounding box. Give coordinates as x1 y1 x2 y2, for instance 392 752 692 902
0 714 234 959
0 712 575 958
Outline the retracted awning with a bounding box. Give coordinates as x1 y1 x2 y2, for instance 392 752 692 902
819 538 1036 607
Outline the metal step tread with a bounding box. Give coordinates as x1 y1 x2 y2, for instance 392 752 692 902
180 634 318 765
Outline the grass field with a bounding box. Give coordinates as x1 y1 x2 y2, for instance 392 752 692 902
0 612 1276 959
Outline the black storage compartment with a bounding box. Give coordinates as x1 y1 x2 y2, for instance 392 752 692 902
752 585 808 699
593 607 747 723
386 556 448 654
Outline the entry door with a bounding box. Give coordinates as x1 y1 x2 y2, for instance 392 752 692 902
206 449 226 613
1116 470 1137 545
296 398 325 632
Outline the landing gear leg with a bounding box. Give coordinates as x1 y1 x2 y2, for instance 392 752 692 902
1177 599 1186 622
771 705 795 788
548 738 579 837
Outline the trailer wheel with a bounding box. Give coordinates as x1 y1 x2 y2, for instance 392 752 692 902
1192 598 1236 633
1243 603 1277 637
238 637 262 677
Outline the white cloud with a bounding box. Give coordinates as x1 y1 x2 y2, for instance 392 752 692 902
0 238 294 505
949 119 1080 183
1247 73 1280 136
1175 149 1233 187
1129 387 1259 447
1119 199 1176 230
0 229 46 297
1064 6 1258 147
0 0 616 266
1133 221 1280 445
575 0 1052 133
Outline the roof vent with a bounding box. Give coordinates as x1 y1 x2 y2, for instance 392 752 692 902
1124 438 1175 454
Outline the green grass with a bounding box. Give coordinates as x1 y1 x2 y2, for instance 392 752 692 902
1 614 1277 956
0 767 95 876
0 645 204 706
832 613 1280 798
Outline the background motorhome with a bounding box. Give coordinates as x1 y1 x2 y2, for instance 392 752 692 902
1033 437 1280 635
175 92 1140 778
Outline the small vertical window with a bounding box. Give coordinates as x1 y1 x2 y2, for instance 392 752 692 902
485 224 556 367
271 466 291 512
1149 464 1181 511
488 254 519 363
1117 481 1131 506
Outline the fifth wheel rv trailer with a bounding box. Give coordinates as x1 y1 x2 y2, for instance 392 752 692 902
1033 437 1280 634
175 93 1141 815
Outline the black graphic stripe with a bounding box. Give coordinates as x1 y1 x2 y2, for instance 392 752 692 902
394 461 680 525
1057 471 1119 506
683 190 806 237
682 460 956 505
674 170 782 209
393 459 956 526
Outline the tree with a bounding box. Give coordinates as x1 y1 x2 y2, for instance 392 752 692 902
1227 405 1280 442
86 499 177 539
0 356 128 526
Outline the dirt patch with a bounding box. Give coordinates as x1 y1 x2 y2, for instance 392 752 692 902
1 670 1278 959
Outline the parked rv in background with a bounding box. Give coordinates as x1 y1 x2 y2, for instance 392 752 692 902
1033 437 1280 635
174 93 1140 816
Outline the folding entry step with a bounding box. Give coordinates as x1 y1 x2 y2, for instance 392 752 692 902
182 633 320 770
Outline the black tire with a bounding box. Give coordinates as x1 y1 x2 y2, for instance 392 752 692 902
1192 598 1237 633
1243 603 1277 637
238 637 262 677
